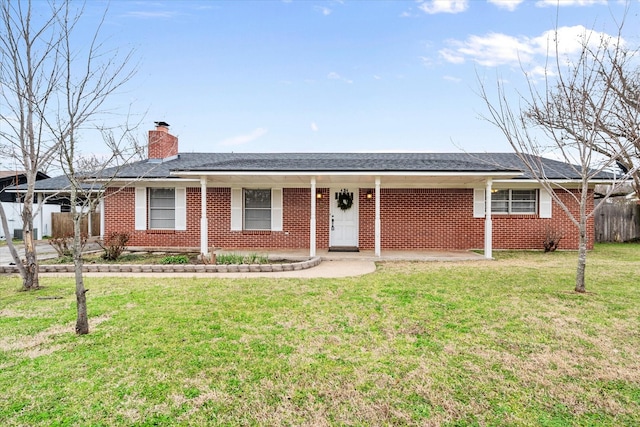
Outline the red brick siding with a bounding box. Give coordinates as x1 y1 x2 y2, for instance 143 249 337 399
359 188 482 250
359 189 375 249
207 188 312 249
316 188 331 249
492 189 594 250
104 186 594 251
103 187 199 247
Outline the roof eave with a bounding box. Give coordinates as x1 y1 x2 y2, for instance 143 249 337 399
170 170 524 178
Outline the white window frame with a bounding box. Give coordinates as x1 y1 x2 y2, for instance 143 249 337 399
149 187 176 229
134 186 186 231
230 188 282 231
491 189 538 215
243 189 272 231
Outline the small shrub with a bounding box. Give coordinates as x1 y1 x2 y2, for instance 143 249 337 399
49 235 73 257
99 232 130 261
49 233 87 258
543 225 563 252
243 253 268 264
216 253 245 265
160 255 189 265
216 253 269 265
200 252 216 265
50 255 74 264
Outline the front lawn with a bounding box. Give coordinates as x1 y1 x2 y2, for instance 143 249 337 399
1 244 639 426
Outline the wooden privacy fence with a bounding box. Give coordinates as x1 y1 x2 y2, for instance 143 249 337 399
595 199 640 242
51 212 100 238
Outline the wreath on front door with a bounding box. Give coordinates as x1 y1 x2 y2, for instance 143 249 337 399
337 189 354 211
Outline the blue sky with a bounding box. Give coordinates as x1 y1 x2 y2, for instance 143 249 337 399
76 0 639 154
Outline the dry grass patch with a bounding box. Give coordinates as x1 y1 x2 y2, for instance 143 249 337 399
0 314 111 358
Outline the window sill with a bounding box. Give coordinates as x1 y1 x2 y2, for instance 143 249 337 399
147 229 176 234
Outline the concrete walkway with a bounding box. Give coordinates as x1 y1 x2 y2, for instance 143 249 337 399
0 240 101 265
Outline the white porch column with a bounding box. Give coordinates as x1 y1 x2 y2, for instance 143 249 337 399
99 198 105 240
37 193 44 240
310 177 317 257
484 179 493 259
375 177 381 257
200 177 208 255
87 204 93 238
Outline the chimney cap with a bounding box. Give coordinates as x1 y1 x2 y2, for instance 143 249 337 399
154 121 170 127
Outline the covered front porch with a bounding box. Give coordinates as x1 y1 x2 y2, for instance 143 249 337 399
173 171 517 261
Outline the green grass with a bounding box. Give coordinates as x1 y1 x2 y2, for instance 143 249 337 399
159 255 190 265
216 252 269 265
1 243 639 426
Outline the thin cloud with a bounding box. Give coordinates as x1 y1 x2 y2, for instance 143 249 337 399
441 32 535 67
327 71 353 84
219 128 268 147
536 0 607 6
311 122 319 132
487 0 525 11
440 25 622 68
418 0 469 14
314 6 332 16
443 75 462 83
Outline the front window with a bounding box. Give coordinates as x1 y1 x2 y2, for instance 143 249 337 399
491 189 537 214
244 189 271 230
149 188 175 229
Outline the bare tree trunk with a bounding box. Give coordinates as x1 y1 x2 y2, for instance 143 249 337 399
575 221 588 293
574 186 589 293
71 186 89 334
74 260 89 334
20 194 39 290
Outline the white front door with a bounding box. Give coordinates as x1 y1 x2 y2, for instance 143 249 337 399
330 187 359 248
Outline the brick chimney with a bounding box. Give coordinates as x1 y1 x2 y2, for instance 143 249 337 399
148 121 178 160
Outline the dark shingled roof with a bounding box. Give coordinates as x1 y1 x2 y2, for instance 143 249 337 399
10 174 103 192
17 152 614 191
92 152 608 180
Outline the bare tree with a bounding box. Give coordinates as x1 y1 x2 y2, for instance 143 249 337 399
44 3 138 335
0 0 66 290
57 127 142 335
587 31 640 198
0 0 139 334
478 24 638 293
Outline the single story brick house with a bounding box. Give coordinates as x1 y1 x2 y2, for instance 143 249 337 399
93 123 609 258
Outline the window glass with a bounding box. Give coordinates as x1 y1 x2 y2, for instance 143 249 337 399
491 190 509 213
491 189 537 214
149 188 175 229
511 190 536 213
244 189 271 230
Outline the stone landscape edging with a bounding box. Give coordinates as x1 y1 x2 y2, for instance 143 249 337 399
0 256 322 275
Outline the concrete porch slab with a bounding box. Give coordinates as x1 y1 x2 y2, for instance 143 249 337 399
216 248 486 262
